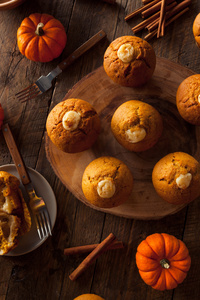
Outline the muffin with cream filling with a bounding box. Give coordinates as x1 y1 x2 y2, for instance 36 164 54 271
46 98 101 153
176 74 200 125
82 156 133 208
111 100 163 152
103 36 156 87
152 152 200 205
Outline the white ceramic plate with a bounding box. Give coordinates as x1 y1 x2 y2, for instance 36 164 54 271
0 164 57 256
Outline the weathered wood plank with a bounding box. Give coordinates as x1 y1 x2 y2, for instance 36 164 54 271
0 0 199 299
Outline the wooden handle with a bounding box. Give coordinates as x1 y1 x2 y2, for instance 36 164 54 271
2 123 30 185
58 30 106 71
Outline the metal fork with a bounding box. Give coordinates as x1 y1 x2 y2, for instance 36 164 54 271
2 123 52 239
26 185 51 239
15 30 106 103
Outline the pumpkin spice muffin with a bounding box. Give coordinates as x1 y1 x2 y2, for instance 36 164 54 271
103 36 156 87
82 156 133 208
152 152 200 205
46 98 101 153
111 100 163 152
176 74 200 125
193 13 200 48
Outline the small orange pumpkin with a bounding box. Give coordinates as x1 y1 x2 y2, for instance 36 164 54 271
17 13 67 62
0 104 4 128
136 233 191 291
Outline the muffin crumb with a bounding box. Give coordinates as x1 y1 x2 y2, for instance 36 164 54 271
103 36 156 87
82 156 133 208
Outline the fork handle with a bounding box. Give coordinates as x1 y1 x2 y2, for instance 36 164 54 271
2 123 31 185
58 30 106 71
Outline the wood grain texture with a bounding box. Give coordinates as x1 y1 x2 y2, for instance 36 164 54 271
0 0 200 299
45 57 197 220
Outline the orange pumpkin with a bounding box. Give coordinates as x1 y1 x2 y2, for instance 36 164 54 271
0 104 4 128
17 13 67 62
136 233 191 290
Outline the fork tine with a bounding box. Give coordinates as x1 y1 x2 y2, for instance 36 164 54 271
43 210 52 236
37 214 45 239
34 215 42 239
15 84 41 102
15 84 36 96
40 212 48 237
19 91 42 103
16 85 39 99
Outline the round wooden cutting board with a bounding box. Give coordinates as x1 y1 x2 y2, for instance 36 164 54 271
45 57 200 220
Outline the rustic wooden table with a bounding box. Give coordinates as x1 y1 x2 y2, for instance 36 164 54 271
0 0 200 299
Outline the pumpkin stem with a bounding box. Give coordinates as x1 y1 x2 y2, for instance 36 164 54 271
160 258 170 269
35 23 44 36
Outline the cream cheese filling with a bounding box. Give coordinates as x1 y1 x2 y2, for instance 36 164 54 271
117 43 135 63
62 110 81 131
97 179 116 198
176 173 192 189
125 128 146 143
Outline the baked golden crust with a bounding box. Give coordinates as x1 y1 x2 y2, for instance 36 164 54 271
0 171 31 254
193 13 200 48
103 36 156 87
0 171 22 213
152 152 200 205
111 100 163 152
0 211 20 255
176 74 200 125
46 98 101 153
82 156 133 208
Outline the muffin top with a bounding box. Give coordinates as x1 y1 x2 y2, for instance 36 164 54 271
46 98 101 153
176 74 200 125
152 152 200 205
111 100 163 152
103 36 156 87
82 156 133 208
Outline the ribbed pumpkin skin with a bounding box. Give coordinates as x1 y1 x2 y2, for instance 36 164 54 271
136 233 191 291
17 13 67 62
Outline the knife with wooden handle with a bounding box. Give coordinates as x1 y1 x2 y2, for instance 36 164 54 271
2 123 31 185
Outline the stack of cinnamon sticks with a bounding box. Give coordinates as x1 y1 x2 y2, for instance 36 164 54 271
125 0 191 41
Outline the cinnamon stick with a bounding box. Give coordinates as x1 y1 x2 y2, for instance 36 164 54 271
148 0 191 32
144 29 158 41
64 240 124 256
161 13 166 36
132 11 160 33
145 1 176 29
144 7 189 41
146 17 160 30
69 233 116 281
157 0 167 37
132 1 176 33
125 0 160 21
141 0 174 19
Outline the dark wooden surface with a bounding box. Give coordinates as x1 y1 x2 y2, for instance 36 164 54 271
0 0 199 299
